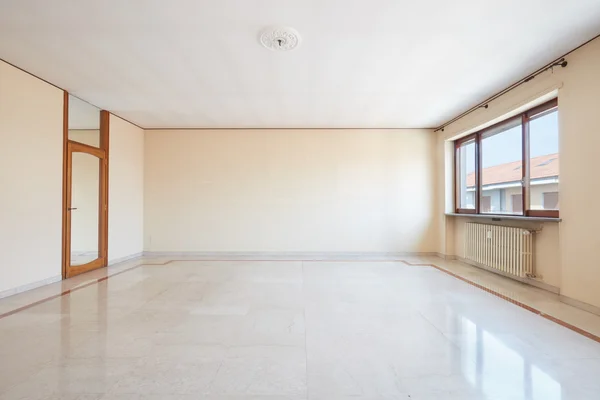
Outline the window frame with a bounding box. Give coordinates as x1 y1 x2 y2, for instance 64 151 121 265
454 134 479 214
454 99 559 218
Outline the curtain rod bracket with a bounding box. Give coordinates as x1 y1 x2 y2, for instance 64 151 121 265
552 58 568 68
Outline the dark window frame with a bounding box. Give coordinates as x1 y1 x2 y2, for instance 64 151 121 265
454 98 559 218
455 135 478 214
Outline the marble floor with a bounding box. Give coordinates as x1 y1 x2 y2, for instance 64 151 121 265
1 259 600 399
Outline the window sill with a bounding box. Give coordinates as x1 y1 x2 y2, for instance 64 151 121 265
445 213 561 223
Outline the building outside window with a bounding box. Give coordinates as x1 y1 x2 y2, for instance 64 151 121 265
464 153 558 213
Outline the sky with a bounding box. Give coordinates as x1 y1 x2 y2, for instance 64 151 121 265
464 110 558 172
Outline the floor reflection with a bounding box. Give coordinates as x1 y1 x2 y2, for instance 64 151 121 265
3 260 599 399
458 315 562 399
58 279 109 395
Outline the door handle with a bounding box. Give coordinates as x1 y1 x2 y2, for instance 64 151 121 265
68 207 78 211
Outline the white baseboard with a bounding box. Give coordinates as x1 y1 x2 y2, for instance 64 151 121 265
434 253 458 261
559 295 600 317
142 251 438 261
0 275 62 300
108 252 144 266
0 254 144 301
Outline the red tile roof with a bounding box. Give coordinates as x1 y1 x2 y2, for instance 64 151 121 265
466 153 558 187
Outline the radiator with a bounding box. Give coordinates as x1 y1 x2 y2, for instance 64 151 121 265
464 223 534 278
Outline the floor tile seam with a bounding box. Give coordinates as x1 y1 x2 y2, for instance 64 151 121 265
401 260 600 344
414 311 479 374
415 306 465 354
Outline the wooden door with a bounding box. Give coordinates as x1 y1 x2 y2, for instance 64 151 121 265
64 141 108 278
62 92 109 279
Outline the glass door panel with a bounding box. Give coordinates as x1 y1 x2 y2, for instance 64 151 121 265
70 151 100 266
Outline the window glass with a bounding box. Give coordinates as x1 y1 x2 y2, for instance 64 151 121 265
543 192 559 209
454 100 558 217
457 139 476 210
512 194 523 214
481 196 491 213
68 95 100 147
529 109 559 211
480 120 523 215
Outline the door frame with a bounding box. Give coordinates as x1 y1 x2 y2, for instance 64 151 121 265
61 91 110 279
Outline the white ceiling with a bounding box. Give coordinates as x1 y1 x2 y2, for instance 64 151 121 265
1 0 599 129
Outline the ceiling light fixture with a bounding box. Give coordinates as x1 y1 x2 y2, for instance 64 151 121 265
259 26 301 52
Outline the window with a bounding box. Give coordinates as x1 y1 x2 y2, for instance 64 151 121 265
480 118 522 215
543 192 559 210
529 107 559 213
454 99 559 218
512 194 523 214
456 138 477 212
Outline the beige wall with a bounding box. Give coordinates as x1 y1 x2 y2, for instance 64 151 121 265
557 37 600 309
0 60 63 294
144 129 438 254
439 37 600 308
108 115 144 263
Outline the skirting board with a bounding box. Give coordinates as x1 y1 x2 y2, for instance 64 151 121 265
439 254 560 294
0 275 62 300
435 253 457 261
108 252 143 266
0 254 145 301
560 295 600 317
142 251 438 261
